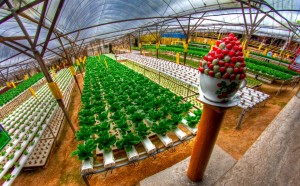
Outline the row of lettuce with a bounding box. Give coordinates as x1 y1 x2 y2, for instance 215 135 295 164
245 58 298 80
250 52 290 64
0 73 44 107
133 44 209 57
133 44 298 80
72 56 201 160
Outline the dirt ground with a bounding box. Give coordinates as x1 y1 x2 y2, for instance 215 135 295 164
13 73 300 186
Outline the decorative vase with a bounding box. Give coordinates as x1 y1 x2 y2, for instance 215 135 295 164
199 73 246 103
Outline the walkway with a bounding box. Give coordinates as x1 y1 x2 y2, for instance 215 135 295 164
140 90 300 185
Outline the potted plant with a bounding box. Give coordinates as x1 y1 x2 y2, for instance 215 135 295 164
198 33 247 103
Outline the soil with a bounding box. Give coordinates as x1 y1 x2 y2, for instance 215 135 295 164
12 73 300 186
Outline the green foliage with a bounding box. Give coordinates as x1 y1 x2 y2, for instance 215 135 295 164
95 131 116 151
3 173 12 181
186 109 202 128
130 112 146 123
151 119 172 136
135 123 150 138
93 122 110 132
0 73 44 107
75 126 93 141
71 139 96 160
250 52 290 64
245 58 299 80
114 117 130 134
116 132 141 152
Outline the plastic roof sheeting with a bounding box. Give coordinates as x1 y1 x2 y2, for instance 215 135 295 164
0 0 300 77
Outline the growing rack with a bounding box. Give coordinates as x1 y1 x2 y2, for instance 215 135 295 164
0 68 75 185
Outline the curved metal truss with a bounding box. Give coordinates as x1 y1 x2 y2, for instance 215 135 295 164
0 0 299 81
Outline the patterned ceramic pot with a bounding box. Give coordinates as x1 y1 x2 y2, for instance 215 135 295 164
199 73 246 103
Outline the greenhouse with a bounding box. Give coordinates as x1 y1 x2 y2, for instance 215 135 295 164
0 0 299 185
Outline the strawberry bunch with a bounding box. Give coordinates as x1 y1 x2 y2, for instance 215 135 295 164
199 33 246 80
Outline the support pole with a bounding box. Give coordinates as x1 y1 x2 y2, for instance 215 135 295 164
6 0 76 135
235 109 246 130
187 103 228 181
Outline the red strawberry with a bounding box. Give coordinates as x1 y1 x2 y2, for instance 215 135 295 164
239 56 244 62
231 57 237 63
218 61 225 67
240 74 246 79
229 50 235 57
240 67 244 73
240 62 246 67
220 67 226 73
209 64 214 69
233 45 239 51
218 53 224 59
199 67 204 73
228 36 234 41
224 39 230 44
230 74 235 80
222 50 229 55
216 48 222 54
208 71 215 77
238 52 243 56
229 63 235 67
213 46 218 51
226 44 232 50
210 52 215 57
224 63 229 68
233 67 239 74
233 37 238 41
216 40 222 46
229 33 234 37
238 46 243 51
235 41 241 45
222 38 227 42
207 56 213 62
222 72 230 79
231 41 236 45
204 56 208 61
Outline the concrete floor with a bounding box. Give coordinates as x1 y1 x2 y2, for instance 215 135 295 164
140 145 237 186
140 91 300 186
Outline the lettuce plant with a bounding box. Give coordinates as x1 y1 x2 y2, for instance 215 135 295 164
96 131 116 151
116 132 141 152
135 123 150 138
71 139 96 160
75 126 93 141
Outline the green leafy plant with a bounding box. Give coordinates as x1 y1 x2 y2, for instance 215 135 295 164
75 126 93 141
135 123 150 138
151 119 171 136
95 131 116 151
71 139 96 160
170 114 183 129
116 132 141 152
92 122 110 132
3 173 12 181
114 117 130 134
130 112 145 123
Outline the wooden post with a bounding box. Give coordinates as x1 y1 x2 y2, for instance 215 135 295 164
187 103 228 181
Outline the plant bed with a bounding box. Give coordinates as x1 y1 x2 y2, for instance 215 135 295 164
72 56 202 179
